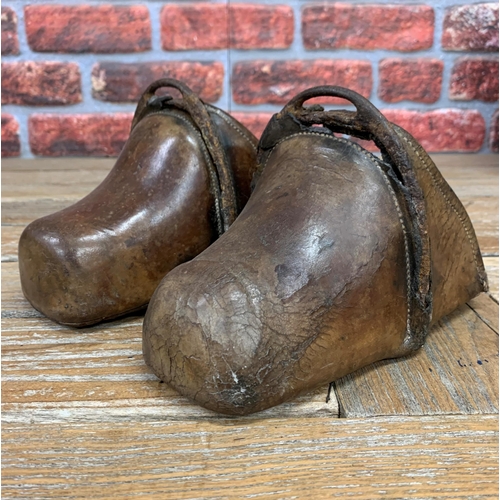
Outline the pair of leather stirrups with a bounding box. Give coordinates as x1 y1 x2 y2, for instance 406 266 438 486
19 79 487 415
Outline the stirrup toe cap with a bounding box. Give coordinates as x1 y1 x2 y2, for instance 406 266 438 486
143 261 288 416
18 218 117 326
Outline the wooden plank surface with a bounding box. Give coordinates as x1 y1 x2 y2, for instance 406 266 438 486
484 256 499 299
1 160 111 225
2 261 40 316
334 293 498 417
461 198 498 255
2 155 498 499
469 293 499 332
2 415 498 499
1 225 21 262
441 155 498 256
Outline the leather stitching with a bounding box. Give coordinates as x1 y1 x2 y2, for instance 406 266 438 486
401 134 482 279
207 106 258 152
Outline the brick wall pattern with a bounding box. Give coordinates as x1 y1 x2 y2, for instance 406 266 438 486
1 0 499 158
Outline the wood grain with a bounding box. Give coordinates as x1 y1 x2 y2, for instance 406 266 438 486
2 168 109 200
1 225 22 262
441 155 499 255
1 161 110 225
1 157 114 171
2 415 498 499
334 294 499 417
2 198 85 225
438 154 498 194
2 261 38 316
468 293 499 333
461 196 498 255
484 256 499 299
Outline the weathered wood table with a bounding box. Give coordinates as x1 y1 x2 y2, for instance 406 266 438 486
2 155 498 499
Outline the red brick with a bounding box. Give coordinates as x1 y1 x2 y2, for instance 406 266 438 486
1 114 20 157
302 4 434 51
161 3 294 50
442 3 499 52
379 58 443 104
162 4 226 50
232 60 372 105
2 7 19 55
449 58 499 102
29 114 133 157
489 110 499 152
25 5 151 53
92 62 223 103
230 4 293 49
382 109 485 152
232 112 273 139
2 62 82 106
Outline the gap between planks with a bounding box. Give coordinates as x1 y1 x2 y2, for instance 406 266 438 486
333 293 498 418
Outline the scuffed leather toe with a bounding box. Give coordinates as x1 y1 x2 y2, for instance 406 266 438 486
143 260 272 415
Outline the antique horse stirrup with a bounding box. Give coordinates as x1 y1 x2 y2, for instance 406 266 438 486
19 79 258 326
143 86 487 415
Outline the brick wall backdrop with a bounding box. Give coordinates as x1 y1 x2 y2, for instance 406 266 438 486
1 0 499 158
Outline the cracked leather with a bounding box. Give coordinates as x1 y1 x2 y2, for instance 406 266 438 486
18 79 258 327
142 86 488 416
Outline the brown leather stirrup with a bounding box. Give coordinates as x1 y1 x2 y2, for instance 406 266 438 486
131 78 239 234
259 86 434 352
18 78 258 327
143 86 487 416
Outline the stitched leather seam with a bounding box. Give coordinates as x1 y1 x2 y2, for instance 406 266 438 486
207 106 258 152
351 143 412 337
401 134 481 278
263 131 411 336
145 110 223 233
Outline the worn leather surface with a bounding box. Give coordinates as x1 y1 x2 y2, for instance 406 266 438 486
392 126 487 323
19 103 258 327
143 87 487 416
